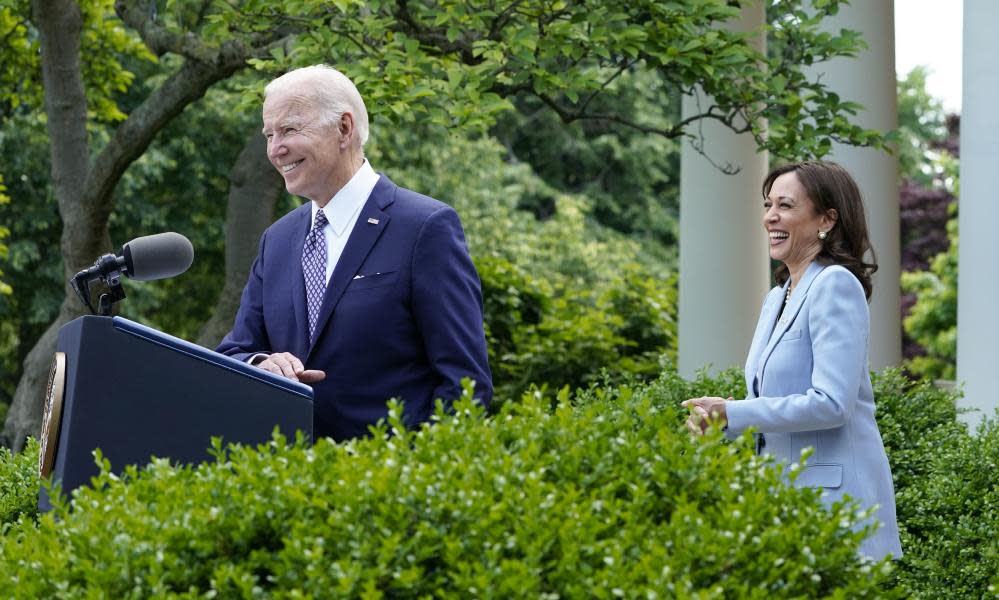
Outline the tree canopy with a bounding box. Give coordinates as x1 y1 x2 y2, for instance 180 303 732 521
1 0 885 449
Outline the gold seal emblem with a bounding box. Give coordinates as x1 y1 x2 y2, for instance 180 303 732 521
39 352 66 479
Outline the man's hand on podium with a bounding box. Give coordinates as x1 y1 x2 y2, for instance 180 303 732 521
253 352 326 384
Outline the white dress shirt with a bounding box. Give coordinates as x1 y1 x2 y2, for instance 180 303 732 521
249 161 379 366
310 160 380 284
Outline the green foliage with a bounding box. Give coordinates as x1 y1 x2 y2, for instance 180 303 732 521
493 266 676 397
0 111 61 406
0 0 41 117
0 72 255 403
0 0 154 123
902 215 958 380
7 369 999 597
873 370 999 599
78 0 158 122
237 0 886 161
492 69 681 248
371 132 677 400
0 172 10 296
896 67 950 184
0 437 39 529
0 383 890 597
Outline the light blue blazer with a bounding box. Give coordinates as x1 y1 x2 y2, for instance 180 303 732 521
726 261 902 559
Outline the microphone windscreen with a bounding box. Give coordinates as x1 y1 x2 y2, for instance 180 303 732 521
123 232 195 281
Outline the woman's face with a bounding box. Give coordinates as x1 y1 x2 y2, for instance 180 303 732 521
763 171 835 272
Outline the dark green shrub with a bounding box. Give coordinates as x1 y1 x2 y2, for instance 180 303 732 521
873 370 999 599
0 436 39 530
475 254 548 370
0 383 890 598
479 259 677 402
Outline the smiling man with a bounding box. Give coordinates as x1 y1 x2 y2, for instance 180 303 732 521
217 65 492 440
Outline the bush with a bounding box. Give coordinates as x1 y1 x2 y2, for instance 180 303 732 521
0 436 39 530
873 370 999 599
7 370 997 598
901 217 958 380
0 380 889 598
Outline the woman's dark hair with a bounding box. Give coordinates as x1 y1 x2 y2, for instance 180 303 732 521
762 161 878 300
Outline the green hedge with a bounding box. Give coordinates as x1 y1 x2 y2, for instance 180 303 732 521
478 256 676 401
873 370 999 599
0 436 38 530
3 370 997 598
0 377 888 598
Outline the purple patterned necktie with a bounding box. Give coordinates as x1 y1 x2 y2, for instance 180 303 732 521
302 208 329 341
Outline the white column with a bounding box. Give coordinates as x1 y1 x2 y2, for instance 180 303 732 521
807 2 902 370
678 1 769 377
956 0 999 428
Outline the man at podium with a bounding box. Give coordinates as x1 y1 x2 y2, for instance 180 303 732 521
217 65 492 440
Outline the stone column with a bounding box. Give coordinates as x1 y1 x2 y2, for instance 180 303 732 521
805 1 901 370
956 0 999 428
678 1 769 377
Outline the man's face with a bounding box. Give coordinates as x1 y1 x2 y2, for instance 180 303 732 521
262 89 344 204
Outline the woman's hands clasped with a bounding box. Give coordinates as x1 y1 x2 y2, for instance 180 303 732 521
681 396 729 435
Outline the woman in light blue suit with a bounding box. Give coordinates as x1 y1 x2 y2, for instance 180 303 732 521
682 161 902 560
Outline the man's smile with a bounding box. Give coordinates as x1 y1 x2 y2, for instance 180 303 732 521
282 160 304 173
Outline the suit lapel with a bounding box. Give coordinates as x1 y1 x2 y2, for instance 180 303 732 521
756 261 826 378
289 204 311 359
307 176 396 357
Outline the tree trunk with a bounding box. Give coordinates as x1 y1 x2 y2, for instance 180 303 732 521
3 0 93 452
197 131 284 348
2 1 266 451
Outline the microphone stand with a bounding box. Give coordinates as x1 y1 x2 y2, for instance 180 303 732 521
70 254 127 316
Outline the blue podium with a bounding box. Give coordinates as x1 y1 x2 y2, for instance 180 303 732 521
39 316 314 509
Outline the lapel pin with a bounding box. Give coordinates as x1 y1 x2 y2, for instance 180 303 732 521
367 217 380 225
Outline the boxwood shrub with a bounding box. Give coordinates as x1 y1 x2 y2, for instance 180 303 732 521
0 436 38 530
873 370 999 599
0 378 889 598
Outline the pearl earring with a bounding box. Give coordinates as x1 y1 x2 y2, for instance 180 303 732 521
818 230 828 240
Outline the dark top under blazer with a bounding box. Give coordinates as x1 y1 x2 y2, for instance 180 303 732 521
217 175 493 440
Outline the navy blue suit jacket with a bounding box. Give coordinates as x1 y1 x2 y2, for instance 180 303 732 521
217 175 492 440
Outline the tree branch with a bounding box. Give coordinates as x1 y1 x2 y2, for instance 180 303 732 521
86 33 292 225
115 0 227 61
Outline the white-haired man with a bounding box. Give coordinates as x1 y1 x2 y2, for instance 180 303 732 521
218 65 493 440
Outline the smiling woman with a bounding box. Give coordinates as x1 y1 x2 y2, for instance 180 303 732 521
683 161 901 560
763 171 836 288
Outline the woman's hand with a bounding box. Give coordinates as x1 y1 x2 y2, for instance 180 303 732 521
681 396 729 435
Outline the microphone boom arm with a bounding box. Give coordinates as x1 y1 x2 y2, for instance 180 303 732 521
70 253 127 316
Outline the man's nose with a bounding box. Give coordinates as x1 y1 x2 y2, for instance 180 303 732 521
267 138 286 160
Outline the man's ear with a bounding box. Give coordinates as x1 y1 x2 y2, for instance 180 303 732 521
338 112 355 149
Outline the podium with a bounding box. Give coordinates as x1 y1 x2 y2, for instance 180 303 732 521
39 316 314 509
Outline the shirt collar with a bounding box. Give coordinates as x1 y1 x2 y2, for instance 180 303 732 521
311 160 380 236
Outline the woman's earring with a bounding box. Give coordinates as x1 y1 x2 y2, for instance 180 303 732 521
818 230 828 240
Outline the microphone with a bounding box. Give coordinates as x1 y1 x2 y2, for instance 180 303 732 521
121 232 195 281
71 232 195 314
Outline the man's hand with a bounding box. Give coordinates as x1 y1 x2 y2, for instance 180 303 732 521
681 396 729 436
255 352 325 383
